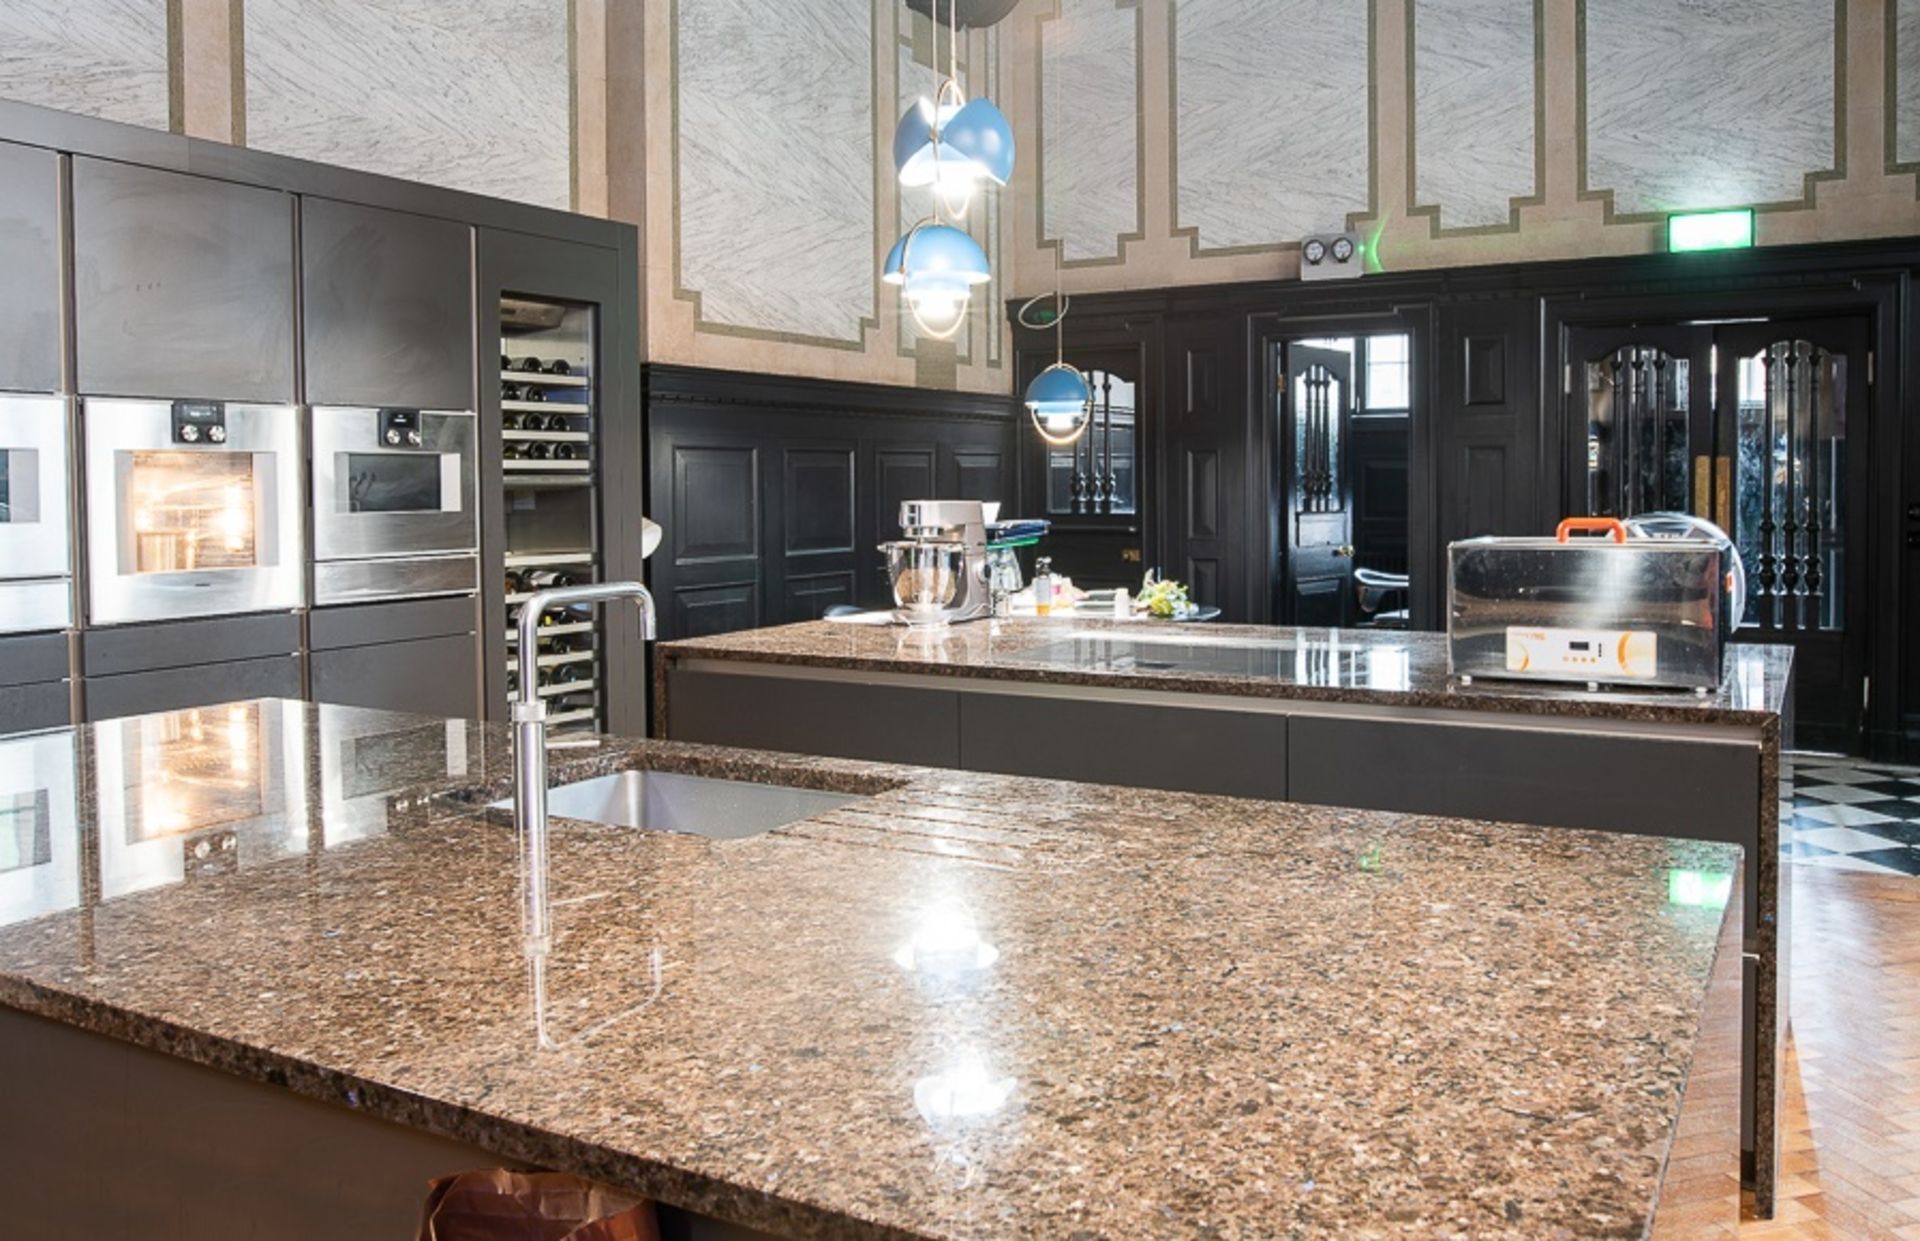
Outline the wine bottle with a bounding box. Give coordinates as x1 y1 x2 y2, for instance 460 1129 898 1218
545 359 572 375
553 662 591 686
503 442 528 461
552 443 578 461
505 570 525 595
526 569 580 590
526 442 554 461
503 412 525 431
500 353 511 371
522 386 546 403
502 382 523 402
517 356 545 373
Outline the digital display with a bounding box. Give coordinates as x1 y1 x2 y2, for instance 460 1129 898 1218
344 453 442 514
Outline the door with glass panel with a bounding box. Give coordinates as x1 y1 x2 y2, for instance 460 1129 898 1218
1568 317 1869 750
1028 349 1142 590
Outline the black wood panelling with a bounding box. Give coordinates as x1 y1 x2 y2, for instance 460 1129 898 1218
1462 336 1507 406
1186 449 1220 539
1184 347 1217 420
0 141 59 394
646 365 1017 638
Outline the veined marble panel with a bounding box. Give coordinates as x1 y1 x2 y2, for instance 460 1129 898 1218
677 0 874 342
246 0 569 211
0 0 167 130
1173 0 1372 251
1413 0 1535 229
1899 0 1920 166
1040 0 1138 263
1584 0 1833 215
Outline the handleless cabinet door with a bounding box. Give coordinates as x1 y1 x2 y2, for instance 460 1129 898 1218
302 199 474 409
0 142 59 394
72 158 295 401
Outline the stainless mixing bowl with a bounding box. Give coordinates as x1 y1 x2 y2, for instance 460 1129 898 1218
881 538 963 626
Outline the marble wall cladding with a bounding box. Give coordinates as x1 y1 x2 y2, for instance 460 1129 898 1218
246 0 570 211
1173 0 1372 251
1413 0 1536 229
676 0 874 343
1899 0 1920 167
1584 0 1833 215
0 0 168 130
1040 0 1139 263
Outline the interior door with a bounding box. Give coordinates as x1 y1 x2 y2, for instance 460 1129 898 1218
1278 343 1355 625
1566 317 1870 750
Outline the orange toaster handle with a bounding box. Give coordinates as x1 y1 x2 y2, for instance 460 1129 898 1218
1555 516 1628 544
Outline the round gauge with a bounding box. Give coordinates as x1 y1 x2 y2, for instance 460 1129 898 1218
1330 235 1356 263
1302 237 1328 265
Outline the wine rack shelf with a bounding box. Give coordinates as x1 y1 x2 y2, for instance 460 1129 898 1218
503 458 590 472
502 621 593 642
547 707 598 727
500 369 589 387
502 429 590 443
504 649 596 672
502 398 590 414
504 549 594 569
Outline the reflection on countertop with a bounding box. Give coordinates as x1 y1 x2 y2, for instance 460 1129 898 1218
0 699 1741 1239
662 618 1794 725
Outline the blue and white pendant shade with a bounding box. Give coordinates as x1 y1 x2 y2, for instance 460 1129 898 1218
1025 361 1092 445
884 220 991 340
893 94 1016 194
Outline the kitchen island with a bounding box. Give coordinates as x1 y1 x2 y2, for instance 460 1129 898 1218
0 699 1739 1238
658 618 1793 1214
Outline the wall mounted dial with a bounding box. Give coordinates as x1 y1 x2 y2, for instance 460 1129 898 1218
1299 232 1363 282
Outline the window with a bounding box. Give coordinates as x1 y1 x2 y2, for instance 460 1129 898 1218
1363 334 1410 411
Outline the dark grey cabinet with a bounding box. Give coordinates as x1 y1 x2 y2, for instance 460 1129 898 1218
0 682 72 733
302 198 473 409
311 635 479 719
0 141 60 393
72 158 296 400
958 693 1289 799
667 665 961 767
0 632 72 733
83 655 304 722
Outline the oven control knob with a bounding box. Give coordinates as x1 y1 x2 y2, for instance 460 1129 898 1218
179 424 201 443
385 428 402 445
405 429 423 447
207 425 227 444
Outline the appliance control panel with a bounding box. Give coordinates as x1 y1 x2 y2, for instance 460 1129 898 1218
1505 626 1658 679
171 400 227 445
380 408 424 448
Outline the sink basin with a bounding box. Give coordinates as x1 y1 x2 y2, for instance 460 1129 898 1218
494 771 862 840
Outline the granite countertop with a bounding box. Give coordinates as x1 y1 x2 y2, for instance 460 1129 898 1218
0 699 1741 1238
661 620 1793 727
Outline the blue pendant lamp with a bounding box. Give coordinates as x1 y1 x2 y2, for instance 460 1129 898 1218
884 219 992 339
1019 291 1091 445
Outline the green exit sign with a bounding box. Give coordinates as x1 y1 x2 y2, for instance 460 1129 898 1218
1667 208 1755 253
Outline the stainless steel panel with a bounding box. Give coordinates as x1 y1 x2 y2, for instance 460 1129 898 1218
1447 536 1726 689
317 710 475 847
71 159 295 401
313 554 478 607
0 581 71 635
0 142 60 395
0 394 71 582
310 406 476 561
81 398 305 625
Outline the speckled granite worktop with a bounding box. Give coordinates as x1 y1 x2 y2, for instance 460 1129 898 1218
661 620 1792 727
0 700 1741 1238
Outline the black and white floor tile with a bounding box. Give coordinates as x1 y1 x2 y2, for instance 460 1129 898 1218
1782 757 1920 876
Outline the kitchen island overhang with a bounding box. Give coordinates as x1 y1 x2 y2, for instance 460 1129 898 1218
0 699 1741 1239
657 619 1793 1217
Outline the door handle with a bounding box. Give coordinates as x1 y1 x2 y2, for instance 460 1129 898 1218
1334 544 1356 558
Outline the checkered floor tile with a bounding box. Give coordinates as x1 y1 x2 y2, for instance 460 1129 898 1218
1783 756 1920 877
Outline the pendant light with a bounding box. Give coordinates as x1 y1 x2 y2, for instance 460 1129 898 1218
884 217 991 339
892 0 1016 217
1019 279 1091 445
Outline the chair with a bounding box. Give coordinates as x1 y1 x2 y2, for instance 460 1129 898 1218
1354 567 1410 628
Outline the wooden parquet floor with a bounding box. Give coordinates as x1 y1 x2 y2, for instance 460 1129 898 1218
1654 867 1920 1239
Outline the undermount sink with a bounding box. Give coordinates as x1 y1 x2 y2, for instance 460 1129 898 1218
493 771 863 840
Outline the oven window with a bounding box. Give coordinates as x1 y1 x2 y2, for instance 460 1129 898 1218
343 453 444 514
122 451 259 573
0 448 39 524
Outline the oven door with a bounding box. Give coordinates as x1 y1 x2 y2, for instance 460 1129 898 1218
0 728 80 929
83 399 305 625
317 705 474 847
311 407 477 562
0 394 73 632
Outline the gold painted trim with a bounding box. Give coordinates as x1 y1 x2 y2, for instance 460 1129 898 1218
666 0 880 351
166 0 184 134
1035 0 1148 269
1169 0 1379 258
1405 0 1548 238
1886 0 1920 183
567 0 579 213
229 0 245 145
1574 0 1847 223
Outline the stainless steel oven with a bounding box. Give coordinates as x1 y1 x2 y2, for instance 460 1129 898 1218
0 728 80 929
310 405 477 605
0 394 73 634
82 398 305 625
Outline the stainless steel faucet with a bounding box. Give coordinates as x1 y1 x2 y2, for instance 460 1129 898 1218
514 581 657 956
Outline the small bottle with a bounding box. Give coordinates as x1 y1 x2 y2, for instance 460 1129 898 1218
1113 586 1129 619
1034 557 1055 616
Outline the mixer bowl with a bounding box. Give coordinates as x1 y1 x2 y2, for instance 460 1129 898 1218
881 539 964 626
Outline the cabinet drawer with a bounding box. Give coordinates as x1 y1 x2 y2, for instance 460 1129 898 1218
83 656 303 722
667 665 960 768
310 635 479 719
0 681 72 734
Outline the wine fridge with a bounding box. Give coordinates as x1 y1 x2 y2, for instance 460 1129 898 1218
498 297 604 733
81 398 305 625
0 393 72 634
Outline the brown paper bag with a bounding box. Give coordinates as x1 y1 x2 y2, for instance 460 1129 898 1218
418 1168 661 1241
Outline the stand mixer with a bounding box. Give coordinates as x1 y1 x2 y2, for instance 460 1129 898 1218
880 500 991 626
